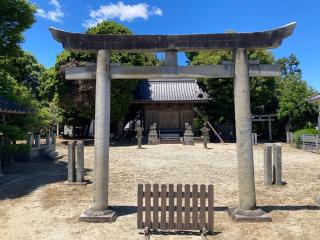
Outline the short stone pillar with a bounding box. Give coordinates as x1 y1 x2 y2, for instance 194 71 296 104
252 133 258 145
316 196 320 205
0 156 3 176
67 141 76 182
264 144 273 185
200 123 210 148
286 132 293 144
76 141 85 183
148 123 159 145
183 123 194 145
135 120 143 149
45 133 51 145
51 133 56 151
273 143 282 185
27 132 34 146
34 134 41 147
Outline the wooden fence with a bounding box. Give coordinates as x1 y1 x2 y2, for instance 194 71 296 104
137 184 214 236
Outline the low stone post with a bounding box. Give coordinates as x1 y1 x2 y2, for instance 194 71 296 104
0 156 3 176
148 123 159 145
68 141 76 182
51 133 56 151
135 120 143 149
251 133 258 145
76 141 85 183
27 132 34 146
273 143 282 185
286 132 292 144
264 144 273 185
34 134 40 147
200 123 210 148
183 123 194 145
45 133 51 145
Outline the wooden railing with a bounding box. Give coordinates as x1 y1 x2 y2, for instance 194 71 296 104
137 184 214 239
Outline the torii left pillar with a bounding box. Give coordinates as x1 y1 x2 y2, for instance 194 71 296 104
80 50 117 222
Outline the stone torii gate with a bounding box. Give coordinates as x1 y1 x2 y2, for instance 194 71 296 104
49 22 296 222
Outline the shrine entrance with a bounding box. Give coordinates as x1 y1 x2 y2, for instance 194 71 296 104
50 22 296 222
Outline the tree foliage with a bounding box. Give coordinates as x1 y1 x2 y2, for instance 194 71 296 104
0 0 36 56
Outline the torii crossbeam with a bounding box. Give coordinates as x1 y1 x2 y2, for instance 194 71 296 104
49 22 296 223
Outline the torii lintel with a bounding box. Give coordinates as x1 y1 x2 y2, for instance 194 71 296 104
49 22 296 52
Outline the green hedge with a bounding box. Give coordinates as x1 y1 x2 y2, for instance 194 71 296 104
293 128 319 145
0 144 31 154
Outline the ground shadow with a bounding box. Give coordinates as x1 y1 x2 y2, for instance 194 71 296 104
260 205 320 213
138 230 221 237
0 160 68 200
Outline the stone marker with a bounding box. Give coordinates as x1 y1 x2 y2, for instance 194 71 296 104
135 120 143 149
316 196 320 205
68 141 76 182
252 133 258 145
27 132 34 146
51 133 56 151
200 123 210 148
286 132 293 144
34 134 40 147
273 143 282 185
148 123 159 145
76 141 85 183
183 123 194 145
264 144 273 185
45 133 51 145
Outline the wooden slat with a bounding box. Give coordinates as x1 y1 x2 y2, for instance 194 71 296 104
152 184 159 229
207 185 214 231
184 184 191 230
137 184 143 229
168 184 175 229
145 184 151 228
192 184 199 230
176 184 183 230
160 184 167 230
199 184 206 229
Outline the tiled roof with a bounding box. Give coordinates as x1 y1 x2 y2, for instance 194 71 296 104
0 96 30 115
133 79 209 103
308 93 320 103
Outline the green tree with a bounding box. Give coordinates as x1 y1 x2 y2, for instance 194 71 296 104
1 51 45 98
277 54 317 130
0 0 36 56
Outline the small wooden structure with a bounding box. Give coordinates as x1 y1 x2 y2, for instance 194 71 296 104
137 184 214 239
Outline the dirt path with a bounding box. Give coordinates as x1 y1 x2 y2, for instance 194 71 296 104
0 143 319 239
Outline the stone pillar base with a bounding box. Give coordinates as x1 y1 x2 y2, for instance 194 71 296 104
316 196 320 205
80 208 117 223
227 207 272 222
64 181 87 185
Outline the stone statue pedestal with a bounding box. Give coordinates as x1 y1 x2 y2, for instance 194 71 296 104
148 132 159 145
183 132 194 145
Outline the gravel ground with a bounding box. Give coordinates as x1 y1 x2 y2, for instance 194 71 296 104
0 143 319 240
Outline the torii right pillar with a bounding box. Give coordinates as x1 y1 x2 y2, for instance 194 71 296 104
228 48 272 222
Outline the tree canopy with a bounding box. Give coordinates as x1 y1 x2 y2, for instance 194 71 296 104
0 0 36 56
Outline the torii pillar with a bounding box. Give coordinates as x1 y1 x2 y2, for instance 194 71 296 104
227 49 271 221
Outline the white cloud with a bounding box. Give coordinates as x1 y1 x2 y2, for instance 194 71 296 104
36 0 64 23
82 2 163 28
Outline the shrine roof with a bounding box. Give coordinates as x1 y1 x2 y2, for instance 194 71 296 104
133 79 209 103
0 96 30 115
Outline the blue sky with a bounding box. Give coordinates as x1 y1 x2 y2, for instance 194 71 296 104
23 0 320 90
